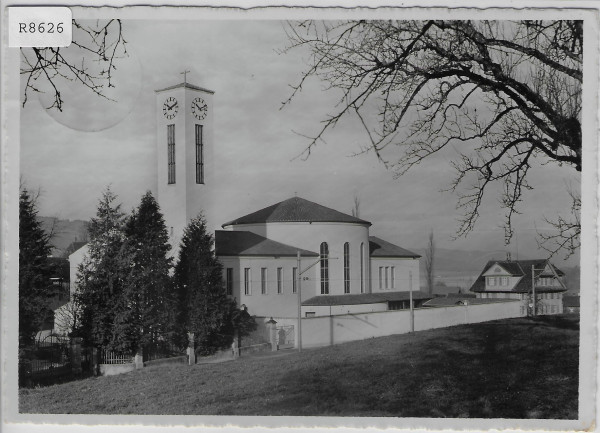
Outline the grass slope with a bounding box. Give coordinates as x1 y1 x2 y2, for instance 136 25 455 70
19 314 579 418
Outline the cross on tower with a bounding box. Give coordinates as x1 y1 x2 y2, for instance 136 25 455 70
180 69 191 85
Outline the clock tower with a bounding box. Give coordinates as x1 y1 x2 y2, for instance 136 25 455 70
155 79 215 251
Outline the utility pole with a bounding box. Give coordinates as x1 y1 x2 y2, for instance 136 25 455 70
297 251 302 352
531 265 536 317
409 270 414 332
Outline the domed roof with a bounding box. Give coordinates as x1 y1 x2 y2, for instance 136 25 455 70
222 196 371 227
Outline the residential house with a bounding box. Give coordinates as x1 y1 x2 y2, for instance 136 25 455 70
469 259 567 316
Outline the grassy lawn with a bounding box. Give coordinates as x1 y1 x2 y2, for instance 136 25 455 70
19 314 579 418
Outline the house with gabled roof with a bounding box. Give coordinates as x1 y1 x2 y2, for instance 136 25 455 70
216 196 421 319
469 259 567 316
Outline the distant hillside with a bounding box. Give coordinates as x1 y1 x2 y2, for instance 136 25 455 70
40 217 88 257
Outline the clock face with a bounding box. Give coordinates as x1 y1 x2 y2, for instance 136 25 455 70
191 97 208 120
163 97 178 119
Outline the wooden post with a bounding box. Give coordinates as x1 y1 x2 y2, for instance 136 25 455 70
187 332 196 365
532 265 536 317
297 251 302 352
409 270 414 332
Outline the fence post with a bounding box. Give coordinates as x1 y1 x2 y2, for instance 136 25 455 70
134 348 144 370
70 337 82 375
92 347 100 376
232 330 240 359
187 332 196 365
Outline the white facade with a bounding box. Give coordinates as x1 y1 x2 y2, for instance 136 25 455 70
223 221 372 297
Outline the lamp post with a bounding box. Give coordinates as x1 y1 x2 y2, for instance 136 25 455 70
296 251 338 352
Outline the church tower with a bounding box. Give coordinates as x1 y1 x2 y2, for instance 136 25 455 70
155 77 215 251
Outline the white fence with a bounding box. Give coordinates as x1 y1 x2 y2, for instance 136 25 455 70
295 300 523 349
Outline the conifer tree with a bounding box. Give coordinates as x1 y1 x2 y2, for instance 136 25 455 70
19 187 54 349
74 186 128 351
173 215 238 355
119 191 173 352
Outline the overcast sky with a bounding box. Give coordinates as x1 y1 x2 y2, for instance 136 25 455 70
19 19 581 266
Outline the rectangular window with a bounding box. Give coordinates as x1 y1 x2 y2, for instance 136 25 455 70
379 267 383 289
261 268 267 294
167 124 175 184
385 267 389 289
195 124 204 184
501 276 508 286
391 267 395 289
292 267 297 294
488 277 496 286
343 243 350 294
244 268 251 296
226 268 233 296
277 267 283 294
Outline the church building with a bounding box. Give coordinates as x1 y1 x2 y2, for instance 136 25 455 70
66 78 424 331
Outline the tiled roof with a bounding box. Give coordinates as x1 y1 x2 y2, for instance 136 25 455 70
155 82 215 94
215 230 318 257
470 259 566 293
369 236 420 258
302 290 433 306
222 197 371 227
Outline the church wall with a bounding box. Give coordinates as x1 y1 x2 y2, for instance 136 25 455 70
218 255 317 318
227 221 371 297
370 257 420 293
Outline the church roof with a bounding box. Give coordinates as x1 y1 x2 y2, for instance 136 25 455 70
155 82 215 94
215 230 318 257
369 236 421 258
302 291 433 306
469 259 566 293
222 197 371 227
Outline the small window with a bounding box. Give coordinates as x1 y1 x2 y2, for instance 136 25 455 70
391 267 395 289
305 312 316 318
277 267 283 294
292 267 297 294
261 268 267 295
226 268 233 296
379 267 383 289
244 268 251 296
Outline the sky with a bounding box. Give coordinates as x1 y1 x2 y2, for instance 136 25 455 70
19 18 581 267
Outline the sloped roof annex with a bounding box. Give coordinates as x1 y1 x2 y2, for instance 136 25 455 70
302 290 433 306
222 196 371 227
215 230 318 257
369 236 421 258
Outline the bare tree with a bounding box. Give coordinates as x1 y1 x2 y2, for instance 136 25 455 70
283 20 582 252
425 231 435 295
351 194 361 218
537 185 580 259
21 20 127 111
54 300 81 337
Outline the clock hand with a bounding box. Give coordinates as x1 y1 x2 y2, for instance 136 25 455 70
168 102 178 110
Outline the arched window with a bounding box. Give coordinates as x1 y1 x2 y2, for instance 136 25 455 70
343 242 350 294
320 242 329 294
360 242 365 293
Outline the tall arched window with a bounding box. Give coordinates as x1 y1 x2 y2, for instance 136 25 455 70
360 242 365 293
343 242 350 294
320 242 329 294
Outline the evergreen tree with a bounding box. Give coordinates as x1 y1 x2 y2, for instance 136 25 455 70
119 191 173 352
174 215 239 355
74 186 128 351
19 187 54 349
